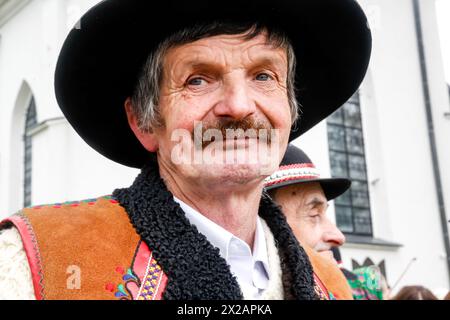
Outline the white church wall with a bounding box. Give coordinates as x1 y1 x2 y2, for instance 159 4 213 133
0 0 138 216
30 119 138 207
420 0 450 228
0 0 449 295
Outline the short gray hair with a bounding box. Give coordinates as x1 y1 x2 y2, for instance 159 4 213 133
131 22 299 132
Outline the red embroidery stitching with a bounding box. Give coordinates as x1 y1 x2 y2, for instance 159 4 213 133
278 163 315 170
265 175 320 187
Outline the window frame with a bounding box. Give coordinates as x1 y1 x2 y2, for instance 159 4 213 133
23 96 37 208
327 93 373 236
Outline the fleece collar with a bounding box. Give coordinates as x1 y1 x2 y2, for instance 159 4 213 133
112 161 317 300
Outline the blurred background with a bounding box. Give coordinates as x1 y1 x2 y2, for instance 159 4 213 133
0 0 449 298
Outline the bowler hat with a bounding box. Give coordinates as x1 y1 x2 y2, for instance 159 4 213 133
55 0 372 168
264 144 351 200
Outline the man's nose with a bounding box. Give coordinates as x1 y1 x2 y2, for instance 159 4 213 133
323 220 346 247
213 75 256 120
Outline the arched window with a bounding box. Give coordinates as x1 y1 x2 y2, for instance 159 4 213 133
23 97 37 207
327 92 373 236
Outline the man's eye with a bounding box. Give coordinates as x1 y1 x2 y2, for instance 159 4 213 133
255 73 273 81
187 77 206 86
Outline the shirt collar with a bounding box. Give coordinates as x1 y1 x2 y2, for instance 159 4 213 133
174 196 231 258
173 196 270 276
252 218 268 267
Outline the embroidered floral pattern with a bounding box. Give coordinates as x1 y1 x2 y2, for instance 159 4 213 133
106 267 141 300
105 246 166 301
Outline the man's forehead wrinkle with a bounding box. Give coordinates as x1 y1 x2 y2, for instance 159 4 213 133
279 183 325 210
165 34 287 73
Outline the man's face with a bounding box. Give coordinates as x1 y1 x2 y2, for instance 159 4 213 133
129 32 292 190
273 182 346 260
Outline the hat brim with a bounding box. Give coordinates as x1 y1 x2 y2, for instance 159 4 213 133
265 177 351 201
55 0 371 168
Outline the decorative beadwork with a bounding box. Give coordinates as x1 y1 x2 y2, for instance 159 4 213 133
136 256 164 300
314 283 330 300
27 195 118 210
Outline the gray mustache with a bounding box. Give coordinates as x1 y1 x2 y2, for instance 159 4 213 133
192 118 274 149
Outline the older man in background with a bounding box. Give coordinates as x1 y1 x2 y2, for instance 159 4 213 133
265 145 349 258
265 145 354 298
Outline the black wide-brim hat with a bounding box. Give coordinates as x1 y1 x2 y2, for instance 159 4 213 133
55 0 372 168
265 144 351 201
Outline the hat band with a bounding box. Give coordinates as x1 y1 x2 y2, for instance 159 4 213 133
264 163 321 188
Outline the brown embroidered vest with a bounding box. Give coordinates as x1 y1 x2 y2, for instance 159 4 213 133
0 196 352 300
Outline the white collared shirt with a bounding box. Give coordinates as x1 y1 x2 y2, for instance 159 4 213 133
173 197 270 299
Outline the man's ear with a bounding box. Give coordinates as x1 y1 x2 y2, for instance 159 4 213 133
124 98 159 152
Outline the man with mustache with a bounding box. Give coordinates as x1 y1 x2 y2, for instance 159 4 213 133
0 0 370 300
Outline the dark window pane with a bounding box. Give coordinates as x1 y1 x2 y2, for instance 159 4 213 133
327 124 346 152
329 151 349 178
24 97 36 208
334 189 351 206
24 196 31 207
353 208 372 235
351 181 370 208
335 206 354 233
343 103 362 129
345 128 364 154
328 108 344 125
327 91 373 236
348 154 367 180
26 99 37 129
